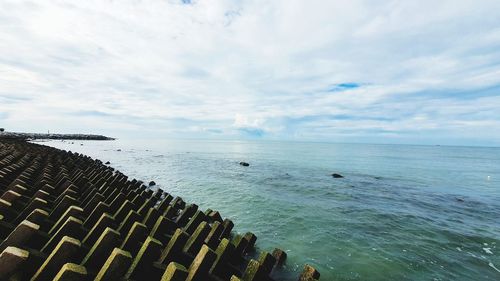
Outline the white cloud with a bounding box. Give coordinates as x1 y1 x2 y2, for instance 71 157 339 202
1 0 500 144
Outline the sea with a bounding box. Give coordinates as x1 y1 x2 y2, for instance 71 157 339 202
42 139 500 281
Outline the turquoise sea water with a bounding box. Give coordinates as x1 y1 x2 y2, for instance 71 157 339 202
43 139 500 281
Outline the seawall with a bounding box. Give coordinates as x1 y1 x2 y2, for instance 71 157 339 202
0 140 320 281
0 131 115 141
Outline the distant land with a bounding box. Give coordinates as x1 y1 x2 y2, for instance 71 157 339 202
0 130 115 141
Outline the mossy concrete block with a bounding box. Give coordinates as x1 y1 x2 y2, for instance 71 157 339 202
163 206 177 220
80 189 97 208
171 197 185 210
183 221 210 256
42 216 83 254
125 236 163 280
49 206 84 235
121 222 148 257
0 198 12 211
0 246 29 279
208 210 223 223
31 189 51 202
25 209 49 227
13 198 48 225
53 263 87 281
10 184 27 195
94 248 132 281
108 193 126 214
54 188 79 207
221 219 234 239
186 245 217 281
184 210 207 235
138 199 154 217
159 228 189 265
204 221 223 250
150 216 176 244
83 213 114 247
157 194 173 214
0 190 21 204
0 220 40 252
31 236 81 281
82 227 120 270
272 248 287 267
118 210 141 236
231 234 249 260
298 264 320 281
242 259 264 281
84 201 110 229
114 200 135 223
142 207 160 230
161 262 188 281
0 199 15 221
83 193 105 216
49 195 77 221
175 204 197 227
257 251 276 275
131 193 145 207
243 232 257 253
41 183 56 194
210 238 237 280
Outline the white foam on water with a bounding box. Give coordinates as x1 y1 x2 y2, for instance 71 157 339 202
456 247 462 252
489 262 500 273
483 248 493 254
467 252 478 258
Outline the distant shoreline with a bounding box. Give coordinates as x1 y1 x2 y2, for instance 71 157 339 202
0 131 115 141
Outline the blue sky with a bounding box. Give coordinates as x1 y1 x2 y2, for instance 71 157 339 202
1 0 500 146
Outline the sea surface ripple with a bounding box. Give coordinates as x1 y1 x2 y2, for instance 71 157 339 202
43 139 500 281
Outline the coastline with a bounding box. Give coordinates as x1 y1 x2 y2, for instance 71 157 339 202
0 139 319 280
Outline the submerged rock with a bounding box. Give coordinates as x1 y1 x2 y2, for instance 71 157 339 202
456 197 465 202
239 162 250 167
149 181 156 186
331 173 344 178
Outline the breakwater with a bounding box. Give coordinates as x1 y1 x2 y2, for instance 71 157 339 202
0 131 115 141
0 140 320 281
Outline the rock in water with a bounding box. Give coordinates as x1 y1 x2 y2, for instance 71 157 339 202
105 161 110 165
331 173 344 178
239 162 250 167
149 181 156 186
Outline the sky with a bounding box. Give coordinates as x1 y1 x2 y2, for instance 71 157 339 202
1 0 500 146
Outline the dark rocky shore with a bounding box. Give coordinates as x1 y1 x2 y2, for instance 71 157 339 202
0 131 115 141
0 139 320 280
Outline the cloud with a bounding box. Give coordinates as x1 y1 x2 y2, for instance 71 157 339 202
1 0 500 145
233 114 266 137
